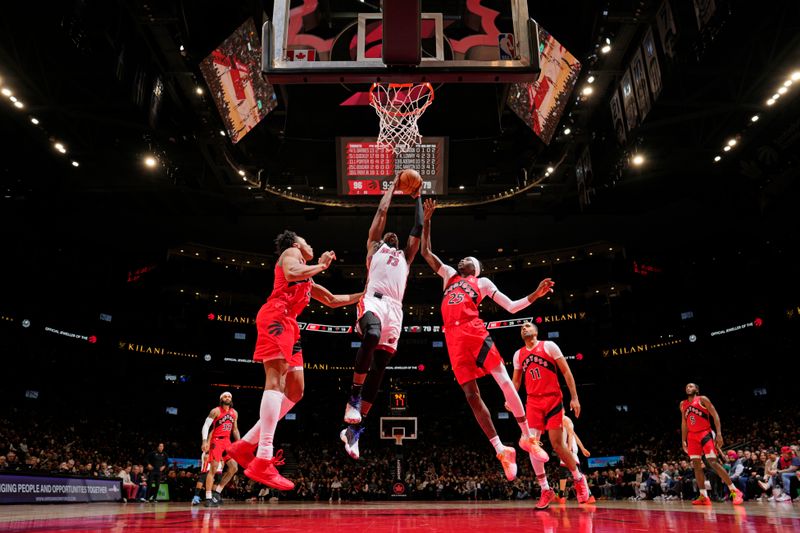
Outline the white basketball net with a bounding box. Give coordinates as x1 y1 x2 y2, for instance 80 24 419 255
369 82 435 154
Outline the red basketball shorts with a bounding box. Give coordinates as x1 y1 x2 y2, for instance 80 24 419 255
253 304 303 367
445 319 504 385
687 430 716 459
526 393 564 432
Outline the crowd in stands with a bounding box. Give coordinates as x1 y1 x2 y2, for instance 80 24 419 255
1 408 797 504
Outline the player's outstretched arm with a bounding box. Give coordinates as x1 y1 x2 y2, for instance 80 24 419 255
282 247 334 282
420 198 443 272
701 396 724 447
486 278 555 314
403 195 424 263
311 283 364 308
367 176 398 253
575 432 591 457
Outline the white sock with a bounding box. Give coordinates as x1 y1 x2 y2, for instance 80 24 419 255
242 421 260 445
538 475 550 491
571 467 582 481
489 436 505 454
214 485 221 492
206 490 212 499
530 456 548 489
700 489 708 497
240 396 297 445
257 390 283 459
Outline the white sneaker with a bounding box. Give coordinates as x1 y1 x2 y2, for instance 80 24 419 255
775 493 791 502
496 446 517 481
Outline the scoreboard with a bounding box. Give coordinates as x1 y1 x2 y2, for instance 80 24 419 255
336 137 448 196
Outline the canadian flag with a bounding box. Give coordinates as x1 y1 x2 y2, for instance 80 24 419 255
286 49 316 62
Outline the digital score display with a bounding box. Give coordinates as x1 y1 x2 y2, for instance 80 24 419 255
389 391 408 411
336 137 447 196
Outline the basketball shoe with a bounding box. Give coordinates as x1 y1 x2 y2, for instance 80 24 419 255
536 488 557 510
520 435 549 463
497 446 518 481
341 426 364 460
731 488 744 505
575 475 595 504
244 451 294 491
692 494 712 506
226 439 257 469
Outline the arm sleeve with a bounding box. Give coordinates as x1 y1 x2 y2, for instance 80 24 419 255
409 196 423 237
437 264 457 287
543 341 564 360
512 349 522 370
201 417 214 440
479 278 531 314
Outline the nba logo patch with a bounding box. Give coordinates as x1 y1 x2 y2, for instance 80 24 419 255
498 34 516 60
286 49 316 62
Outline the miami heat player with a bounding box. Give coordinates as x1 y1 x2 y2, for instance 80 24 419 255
556 415 591 504
341 173 423 460
511 322 593 507
681 383 743 505
420 199 553 482
200 391 239 507
232 230 362 489
191 451 222 505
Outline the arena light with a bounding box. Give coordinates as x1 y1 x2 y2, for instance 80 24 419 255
771 93 780 100
632 154 644 166
601 44 611 54
751 114 759 122
563 127 571 135
318 186 324 190
727 139 737 147
766 98 775 106
0 88 11 97
54 142 66 154
9 96 17 102
144 156 157 168
723 145 731 152
458 185 464 190
587 75 595 84
582 86 593 96
13 101 23 109
195 86 204 95
238 169 245 176
242 177 247 182
791 71 800 81
30 117 39 125
219 130 225 136
778 87 788 95
546 166 554 173
714 155 721 162
784 80 793 87
71 160 79 167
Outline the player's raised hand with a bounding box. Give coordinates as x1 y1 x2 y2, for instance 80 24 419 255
582 449 591 458
318 251 336 269
570 396 581 418
533 278 555 298
423 198 437 220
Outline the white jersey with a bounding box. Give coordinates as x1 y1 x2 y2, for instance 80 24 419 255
365 243 409 302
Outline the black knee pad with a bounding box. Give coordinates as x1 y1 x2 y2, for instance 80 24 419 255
358 311 382 341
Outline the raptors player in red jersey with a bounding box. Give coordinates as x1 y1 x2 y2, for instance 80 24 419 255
341 173 423 460
228 230 362 489
420 199 554 481
680 383 743 505
200 391 240 507
511 322 593 508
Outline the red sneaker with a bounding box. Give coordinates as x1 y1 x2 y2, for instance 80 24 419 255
244 451 295 491
731 488 744 505
575 476 592 504
520 435 550 463
692 494 712 506
535 489 557 510
225 440 257 469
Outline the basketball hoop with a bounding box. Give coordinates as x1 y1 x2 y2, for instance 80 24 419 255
393 434 405 446
369 82 434 154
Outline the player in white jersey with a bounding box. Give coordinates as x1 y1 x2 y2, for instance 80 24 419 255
341 172 423 459
557 415 591 502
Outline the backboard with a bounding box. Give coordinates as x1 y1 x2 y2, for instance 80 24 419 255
380 416 418 446
262 0 539 84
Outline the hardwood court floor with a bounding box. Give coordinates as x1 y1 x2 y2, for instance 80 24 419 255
1 499 798 532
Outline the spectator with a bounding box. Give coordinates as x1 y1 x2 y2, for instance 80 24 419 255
118 464 137 502
774 446 799 502
145 443 169 502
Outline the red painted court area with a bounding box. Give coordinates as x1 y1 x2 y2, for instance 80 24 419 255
1 501 799 532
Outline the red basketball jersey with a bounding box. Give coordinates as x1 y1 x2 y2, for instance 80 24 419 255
518 341 561 397
441 274 483 325
681 396 712 433
266 262 313 318
210 407 237 440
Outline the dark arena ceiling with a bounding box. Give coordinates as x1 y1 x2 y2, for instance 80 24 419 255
0 0 798 257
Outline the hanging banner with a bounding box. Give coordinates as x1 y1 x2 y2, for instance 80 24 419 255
630 48 652 121
620 69 639 131
642 28 663 99
692 0 717 30
610 90 627 145
575 146 594 211
656 0 678 59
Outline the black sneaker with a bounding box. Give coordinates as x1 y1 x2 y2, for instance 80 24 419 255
204 498 219 507
211 491 223 505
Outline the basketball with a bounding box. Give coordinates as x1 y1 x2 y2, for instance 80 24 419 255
397 169 422 196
